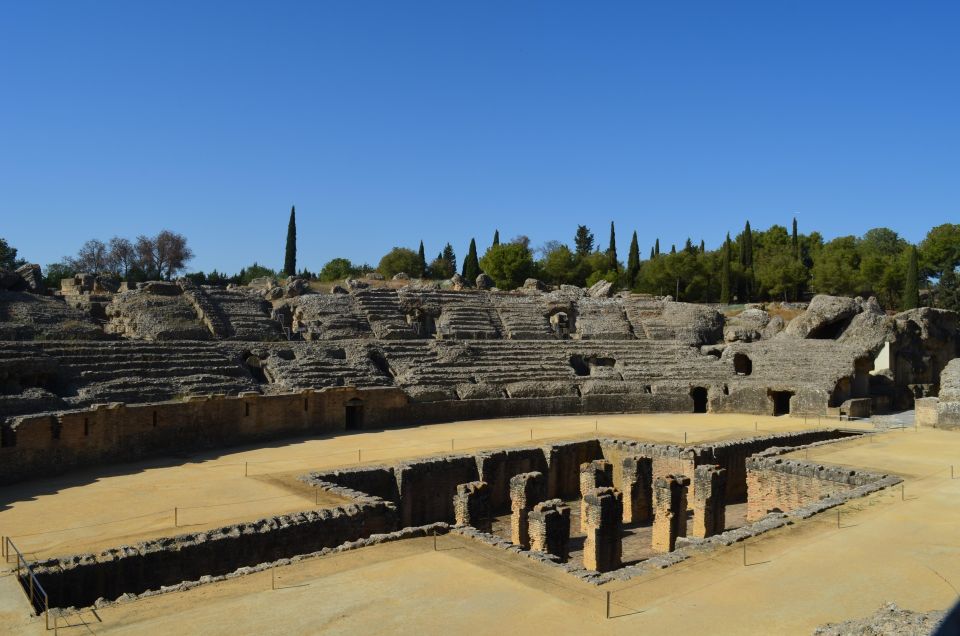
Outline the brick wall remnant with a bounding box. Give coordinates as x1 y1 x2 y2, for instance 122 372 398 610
528 498 571 562
621 455 653 523
579 459 613 530
652 474 690 552
510 471 547 548
582 486 623 572
453 481 491 532
692 465 727 538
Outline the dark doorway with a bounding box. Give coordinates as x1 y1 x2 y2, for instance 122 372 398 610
345 399 363 430
733 353 752 376
769 390 794 416
690 387 708 413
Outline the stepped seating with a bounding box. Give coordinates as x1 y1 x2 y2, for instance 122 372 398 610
353 289 418 339
34 341 257 406
622 296 674 340
0 291 106 340
261 345 393 390
402 290 503 339
489 294 555 340
203 288 283 340
180 283 232 338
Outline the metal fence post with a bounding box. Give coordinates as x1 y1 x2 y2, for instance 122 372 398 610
605 591 610 619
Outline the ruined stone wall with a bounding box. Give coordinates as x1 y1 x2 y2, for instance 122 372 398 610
476 447 549 513
745 457 882 521
543 439 603 500
31 499 398 610
395 455 479 527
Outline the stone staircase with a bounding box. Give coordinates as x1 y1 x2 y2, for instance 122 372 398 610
489 294 555 340
203 288 283 340
352 289 417 339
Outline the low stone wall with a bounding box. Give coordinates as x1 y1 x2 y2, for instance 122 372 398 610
30 498 398 610
746 456 890 521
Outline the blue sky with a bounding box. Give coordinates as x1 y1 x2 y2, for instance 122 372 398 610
2 2 958 274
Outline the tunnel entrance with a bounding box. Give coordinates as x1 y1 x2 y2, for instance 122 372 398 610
769 390 794 416
733 353 752 376
345 399 364 431
690 387 708 413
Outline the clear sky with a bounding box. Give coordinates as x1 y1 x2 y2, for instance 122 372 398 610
2 2 958 274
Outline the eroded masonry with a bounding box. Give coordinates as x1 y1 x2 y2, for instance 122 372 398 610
0 269 956 613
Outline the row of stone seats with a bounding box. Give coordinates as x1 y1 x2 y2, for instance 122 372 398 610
291 294 373 340
352 289 418 339
488 294 555 339
257 344 394 390
34 341 258 406
574 298 635 340
202 287 283 340
0 291 107 340
399 289 505 339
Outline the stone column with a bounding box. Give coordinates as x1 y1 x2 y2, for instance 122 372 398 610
692 465 727 539
621 455 652 524
528 498 571 562
453 481 491 532
652 474 690 553
582 487 623 572
579 460 613 531
510 471 546 548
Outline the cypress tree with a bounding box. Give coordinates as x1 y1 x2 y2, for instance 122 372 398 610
626 231 640 284
607 222 618 271
649 246 655 260
670 244 676 255
720 233 732 304
684 238 693 253
699 239 705 253
738 221 754 302
791 217 799 259
283 205 297 276
492 230 500 247
655 239 660 257
903 246 920 310
418 241 427 278
462 238 480 282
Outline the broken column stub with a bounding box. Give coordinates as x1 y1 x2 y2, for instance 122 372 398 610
652 474 690 553
582 486 623 572
621 455 653 524
692 465 727 539
579 459 613 531
528 498 571 562
510 471 547 548
453 480 491 532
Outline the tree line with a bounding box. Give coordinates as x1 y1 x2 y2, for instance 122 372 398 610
4 213 959 312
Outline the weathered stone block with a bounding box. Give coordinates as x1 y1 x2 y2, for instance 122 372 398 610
509 471 546 548
528 498 571 561
692 465 727 538
582 486 622 572
652 474 689 552
453 481 491 532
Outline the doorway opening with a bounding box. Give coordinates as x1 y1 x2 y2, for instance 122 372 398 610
690 387 708 413
345 399 364 431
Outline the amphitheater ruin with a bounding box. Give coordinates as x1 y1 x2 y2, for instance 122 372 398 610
1 268 959 634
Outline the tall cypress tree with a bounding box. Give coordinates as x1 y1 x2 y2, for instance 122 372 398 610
903 246 920 310
791 217 799 259
626 231 640 285
670 244 676 255
607 221 618 271
654 239 660 257
699 239 705 253
738 221 754 302
283 205 297 276
462 238 480 282
418 240 428 278
649 246 655 260
720 233 732 304
492 230 500 247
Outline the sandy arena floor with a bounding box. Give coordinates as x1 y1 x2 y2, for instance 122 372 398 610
4 412 956 635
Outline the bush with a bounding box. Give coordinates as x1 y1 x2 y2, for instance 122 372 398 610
319 258 358 282
479 243 534 290
378 248 421 279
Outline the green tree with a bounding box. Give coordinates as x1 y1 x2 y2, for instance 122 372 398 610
936 268 960 311
607 222 618 272
738 221 754 301
319 257 358 282
792 217 799 259
625 231 640 286
654 239 660 257
442 243 456 275
574 226 594 257
902 246 920 310
539 244 578 285
720 234 732 304
492 230 500 247
42 261 75 289
810 236 862 296
417 241 428 278
699 239 705 253
379 247 421 279
283 205 297 276
919 223 960 279
0 237 24 270
237 262 277 285
479 243 534 290
430 255 455 279
462 238 480 283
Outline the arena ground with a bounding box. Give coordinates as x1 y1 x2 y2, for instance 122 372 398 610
1 412 957 634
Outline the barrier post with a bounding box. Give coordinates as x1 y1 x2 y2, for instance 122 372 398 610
605 591 610 619
358 449 362 464
451 439 454 451
529 428 533 441
742 542 746 566
174 507 178 527
244 461 248 477
837 509 840 529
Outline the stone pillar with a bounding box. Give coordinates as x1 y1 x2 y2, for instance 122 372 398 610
621 455 652 524
579 460 613 531
652 474 690 553
453 481 491 532
582 487 623 572
692 465 727 539
528 498 571 562
510 471 546 548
